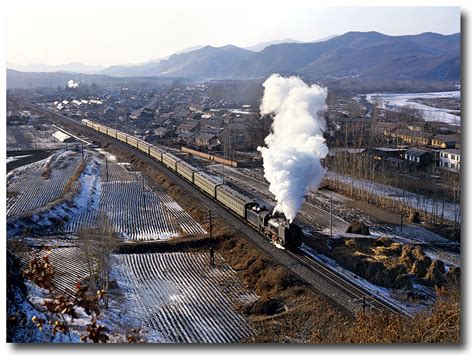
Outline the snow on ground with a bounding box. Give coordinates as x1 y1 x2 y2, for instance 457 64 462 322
365 91 461 125
12 247 100 343
7 149 206 241
110 252 257 343
7 155 32 164
301 244 432 317
326 171 460 222
64 150 206 240
7 150 83 216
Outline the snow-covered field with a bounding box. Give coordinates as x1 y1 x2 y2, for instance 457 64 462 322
63 153 205 240
364 91 461 125
326 171 460 223
17 247 89 298
8 149 254 343
7 124 67 151
7 149 206 241
7 150 83 216
110 252 257 343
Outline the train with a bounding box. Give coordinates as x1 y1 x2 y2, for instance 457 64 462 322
81 119 302 250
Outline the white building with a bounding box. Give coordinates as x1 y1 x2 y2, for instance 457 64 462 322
438 149 461 172
52 130 74 143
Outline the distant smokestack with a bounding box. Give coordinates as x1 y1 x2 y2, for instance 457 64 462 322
258 74 328 222
67 79 79 88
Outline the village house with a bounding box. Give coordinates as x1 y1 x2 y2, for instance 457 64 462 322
177 131 197 144
404 147 433 167
437 149 461 173
393 129 434 147
360 147 405 161
374 122 399 137
194 133 221 150
431 134 459 149
176 122 199 134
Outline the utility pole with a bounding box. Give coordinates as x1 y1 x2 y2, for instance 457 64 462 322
81 143 84 161
105 157 109 182
329 197 333 239
208 209 213 240
400 210 403 231
142 175 146 207
209 209 215 267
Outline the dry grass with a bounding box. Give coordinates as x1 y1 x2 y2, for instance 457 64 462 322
62 161 86 196
325 287 461 343
217 235 352 342
41 158 52 180
79 136 459 343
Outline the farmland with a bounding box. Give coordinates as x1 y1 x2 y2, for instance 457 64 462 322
110 252 257 343
7 150 83 216
63 151 206 240
7 147 261 343
7 124 69 151
12 246 257 343
7 148 206 241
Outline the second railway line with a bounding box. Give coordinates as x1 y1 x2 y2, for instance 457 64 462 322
27 104 411 317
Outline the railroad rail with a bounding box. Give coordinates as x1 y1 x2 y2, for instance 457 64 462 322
28 104 411 317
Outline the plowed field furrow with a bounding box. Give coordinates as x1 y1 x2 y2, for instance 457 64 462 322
8 151 83 216
112 252 257 343
18 247 89 298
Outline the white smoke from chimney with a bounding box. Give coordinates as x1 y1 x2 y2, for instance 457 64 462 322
67 80 79 88
258 74 328 222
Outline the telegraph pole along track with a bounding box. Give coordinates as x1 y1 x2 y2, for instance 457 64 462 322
28 103 409 317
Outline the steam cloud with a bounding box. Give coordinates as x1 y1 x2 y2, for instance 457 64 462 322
67 80 79 88
258 74 328 221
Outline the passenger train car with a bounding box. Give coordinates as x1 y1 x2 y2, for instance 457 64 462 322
81 119 302 249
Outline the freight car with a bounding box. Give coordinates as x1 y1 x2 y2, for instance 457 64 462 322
82 120 303 250
108 128 118 139
98 125 108 135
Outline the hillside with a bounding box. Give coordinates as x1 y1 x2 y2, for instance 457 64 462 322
7 31 460 84
122 31 460 80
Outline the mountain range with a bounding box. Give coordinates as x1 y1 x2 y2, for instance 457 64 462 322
7 31 460 82
7 62 106 74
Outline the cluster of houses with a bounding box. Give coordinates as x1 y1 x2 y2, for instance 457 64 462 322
143 109 254 153
39 83 259 153
366 122 461 173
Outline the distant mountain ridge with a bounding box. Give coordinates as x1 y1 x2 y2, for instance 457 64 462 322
7 62 105 74
121 31 460 81
245 38 303 52
7 31 460 81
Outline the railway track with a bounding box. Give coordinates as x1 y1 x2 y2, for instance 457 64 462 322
290 249 407 316
28 104 411 317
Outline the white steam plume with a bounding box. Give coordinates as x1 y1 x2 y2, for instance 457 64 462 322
258 74 328 222
67 80 79 88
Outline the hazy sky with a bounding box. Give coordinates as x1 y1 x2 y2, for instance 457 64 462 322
6 1 460 67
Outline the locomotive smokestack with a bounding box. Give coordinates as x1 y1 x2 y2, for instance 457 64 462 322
258 74 328 222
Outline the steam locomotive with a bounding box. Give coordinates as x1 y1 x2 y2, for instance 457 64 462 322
82 119 303 250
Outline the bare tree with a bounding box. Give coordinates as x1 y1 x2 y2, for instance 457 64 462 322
78 213 120 309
